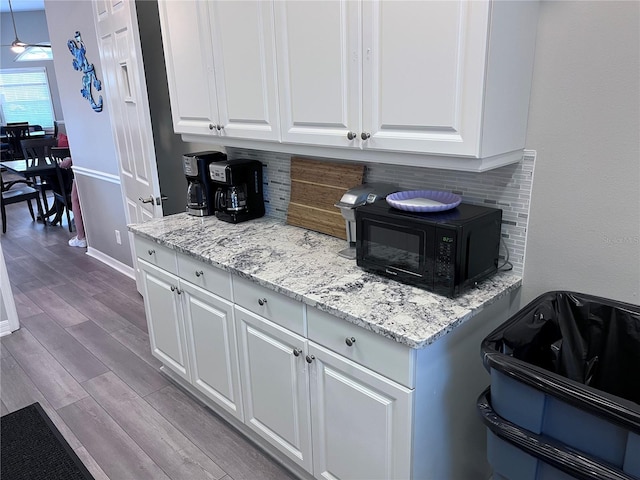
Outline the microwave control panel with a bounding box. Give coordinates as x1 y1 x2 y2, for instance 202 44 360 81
435 229 456 284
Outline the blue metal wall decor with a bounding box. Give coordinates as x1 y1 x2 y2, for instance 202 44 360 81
67 31 103 113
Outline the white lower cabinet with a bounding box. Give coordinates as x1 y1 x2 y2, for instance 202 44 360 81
234 302 412 479
235 306 313 472
308 341 413 480
138 257 243 420
139 260 190 382
181 281 243 421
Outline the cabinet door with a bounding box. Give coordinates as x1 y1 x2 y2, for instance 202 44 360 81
235 307 313 472
362 0 490 156
158 0 220 135
308 341 413 480
138 260 190 381
208 1 280 141
181 281 243 421
275 0 360 147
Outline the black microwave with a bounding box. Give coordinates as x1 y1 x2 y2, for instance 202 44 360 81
355 200 502 297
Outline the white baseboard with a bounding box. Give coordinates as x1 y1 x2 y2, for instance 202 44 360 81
0 320 15 337
86 247 135 279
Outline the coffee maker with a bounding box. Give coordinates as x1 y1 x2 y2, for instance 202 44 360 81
209 159 265 223
183 151 227 216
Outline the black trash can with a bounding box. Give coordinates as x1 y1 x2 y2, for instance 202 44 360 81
479 291 640 479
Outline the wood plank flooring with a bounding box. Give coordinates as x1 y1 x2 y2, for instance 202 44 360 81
1 198 296 480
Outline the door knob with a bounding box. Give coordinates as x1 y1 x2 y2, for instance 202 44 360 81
345 337 356 347
216 124 224 131
347 131 356 140
147 249 155 255
209 123 215 130
293 348 302 357
139 196 154 204
361 132 371 141
305 355 315 364
195 270 204 277
258 298 268 306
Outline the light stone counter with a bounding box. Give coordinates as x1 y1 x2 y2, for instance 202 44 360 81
129 213 521 349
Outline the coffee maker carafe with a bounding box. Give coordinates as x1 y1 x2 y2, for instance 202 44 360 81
209 159 265 223
183 151 227 216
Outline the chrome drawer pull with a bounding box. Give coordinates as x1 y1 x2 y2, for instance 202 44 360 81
170 285 176 292
147 249 155 255
305 355 315 364
258 298 268 306
345 337 356 347
293 348 302 357
195 270 204 277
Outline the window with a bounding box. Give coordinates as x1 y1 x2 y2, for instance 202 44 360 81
0 67 55 129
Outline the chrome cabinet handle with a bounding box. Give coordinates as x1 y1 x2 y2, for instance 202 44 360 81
347 131 356 140
170 285 176 292
345 337 356 347
139 196 154 204
361 132 371 141
195 270 204 277
176 288 183 295
147 249 155 255
258 298 268 306
305 355 315 364
209 123 215 130
293 348 302 357
216 124 224 131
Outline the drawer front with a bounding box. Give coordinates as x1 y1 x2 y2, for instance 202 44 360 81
134 236 177 274
232 276 304 336
177 253 232 300
308 308 414 388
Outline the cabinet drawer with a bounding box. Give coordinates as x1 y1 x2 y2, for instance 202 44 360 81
134 236 177 275
308 308 414 388
177 253 231 300
232 276 304 336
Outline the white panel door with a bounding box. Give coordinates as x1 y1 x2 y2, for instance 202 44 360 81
181 281 243 421
309 341 413 480
138 261 189 381
235 307 313 473
157 0 220 136
93 0 163 290
361 0 490 156
275 0 361 147
209 1 280 141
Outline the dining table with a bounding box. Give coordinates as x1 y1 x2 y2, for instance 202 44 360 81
0 157 61 225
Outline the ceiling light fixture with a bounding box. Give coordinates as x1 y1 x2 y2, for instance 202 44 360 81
2 0 51 54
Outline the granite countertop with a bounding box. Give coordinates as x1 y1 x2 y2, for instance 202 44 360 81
129 213 521 349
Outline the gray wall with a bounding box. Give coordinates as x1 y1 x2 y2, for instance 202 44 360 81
44 0 132 267
522 1 640 305
1 9 63 124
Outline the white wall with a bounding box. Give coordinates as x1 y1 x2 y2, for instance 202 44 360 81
523 1 640 305
44 0 133 267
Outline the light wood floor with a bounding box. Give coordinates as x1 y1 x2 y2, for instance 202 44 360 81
1 197 295 480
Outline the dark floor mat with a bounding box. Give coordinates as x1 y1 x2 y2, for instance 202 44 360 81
1 402 94 480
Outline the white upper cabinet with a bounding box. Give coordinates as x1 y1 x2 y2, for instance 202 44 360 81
276 0 538 159
160 0 539 170
362 1 488 156
158 0 219 136
158 0 279 140
274 1 360 148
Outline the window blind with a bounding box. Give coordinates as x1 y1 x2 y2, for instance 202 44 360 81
0 67 55 129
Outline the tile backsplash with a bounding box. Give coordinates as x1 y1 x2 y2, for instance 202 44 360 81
226 148 535 276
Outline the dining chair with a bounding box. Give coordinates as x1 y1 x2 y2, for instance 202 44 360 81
4 122 30 160
20 137 58 213
0 169 44 234
49 147 74 232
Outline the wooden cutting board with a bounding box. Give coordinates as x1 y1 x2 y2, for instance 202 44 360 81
286 157 365 240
